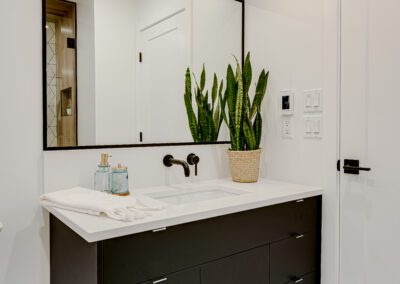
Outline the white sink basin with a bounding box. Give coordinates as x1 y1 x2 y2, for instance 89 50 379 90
147 185 249 205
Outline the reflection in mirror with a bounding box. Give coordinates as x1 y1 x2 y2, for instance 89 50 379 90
44 0 243 149
46 0 77 147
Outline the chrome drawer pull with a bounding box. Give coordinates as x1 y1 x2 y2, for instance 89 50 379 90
153 278 167 284
296 199 304 203
295 234 305 239
294 278 304 283
152 227 167 233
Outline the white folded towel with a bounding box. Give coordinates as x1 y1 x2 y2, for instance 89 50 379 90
40 187 165 222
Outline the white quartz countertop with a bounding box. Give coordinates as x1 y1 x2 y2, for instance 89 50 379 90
42 179 323 243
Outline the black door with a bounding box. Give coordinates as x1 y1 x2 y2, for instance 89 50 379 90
201 245 270 284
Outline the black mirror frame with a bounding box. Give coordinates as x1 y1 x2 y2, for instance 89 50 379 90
42 0 245 151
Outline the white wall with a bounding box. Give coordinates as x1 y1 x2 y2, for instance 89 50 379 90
321 0 340 282
246 0 324 186
0 0 47 283
246 1 340 284
44 145 229 192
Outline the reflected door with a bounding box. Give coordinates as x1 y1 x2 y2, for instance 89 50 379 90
136 2 191 143
340 0 400 282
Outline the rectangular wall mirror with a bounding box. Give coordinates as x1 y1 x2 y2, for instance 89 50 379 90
43 0 244 150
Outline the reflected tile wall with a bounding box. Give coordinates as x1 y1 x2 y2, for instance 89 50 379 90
46 21 57 147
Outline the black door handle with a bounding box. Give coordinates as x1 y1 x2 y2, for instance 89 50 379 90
343 166 371 171
343 159 371 175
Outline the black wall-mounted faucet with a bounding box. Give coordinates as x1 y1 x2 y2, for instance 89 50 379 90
187 153 200 176
163 155 190 177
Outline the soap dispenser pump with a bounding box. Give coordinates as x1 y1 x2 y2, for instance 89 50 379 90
94 153 111 193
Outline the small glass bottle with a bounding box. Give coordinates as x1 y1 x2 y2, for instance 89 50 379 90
94 153 111 193
110 164 130 196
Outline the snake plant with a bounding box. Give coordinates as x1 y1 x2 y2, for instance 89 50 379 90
222 52 269 151
184 66 226 142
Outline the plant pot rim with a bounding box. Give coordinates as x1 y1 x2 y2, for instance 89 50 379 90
227 149 262 153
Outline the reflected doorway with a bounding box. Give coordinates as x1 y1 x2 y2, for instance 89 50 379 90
46 0 77 147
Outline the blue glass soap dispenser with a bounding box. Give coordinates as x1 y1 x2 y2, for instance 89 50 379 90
94 153 111 193
110 164 130 196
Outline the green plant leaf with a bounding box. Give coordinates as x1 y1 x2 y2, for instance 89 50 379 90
213 98 220 133
226 65 237 116
218 80 227 134
184 92 198 142
230 130 237 150
211 73 218 109
200 65 206 92
225 65 238 149
250 70 269 120
196 94 209 142
235 61 244 150
220 88 229 127
204 91 209 110
243 118 256 150
185 65 230 143
183 68 198 142
253 112 262 149
243 52 253 96
185 68 192 101
207 109 215 141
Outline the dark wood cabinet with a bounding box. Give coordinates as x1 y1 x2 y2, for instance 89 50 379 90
50 196 321 284
141 267 201 284
284 272 318 284
270 232 319 284
201 245 270 284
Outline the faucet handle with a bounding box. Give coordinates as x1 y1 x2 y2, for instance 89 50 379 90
187 153 200 176
163 155 174 167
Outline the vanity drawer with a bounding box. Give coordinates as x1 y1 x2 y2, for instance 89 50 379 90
264 196 320 241
201 245 270 284
270 231 320 284
102 197 321 284
284 272 318 284
141 267 200 284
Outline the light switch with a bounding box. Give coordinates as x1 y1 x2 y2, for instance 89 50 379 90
304 115 322 138
304 89 323 113
313 92 320 108
306 93 313 108
282 119 293 139
305 119 312 134
313 119 321 133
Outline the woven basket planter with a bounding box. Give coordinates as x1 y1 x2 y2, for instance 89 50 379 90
227 149 262 183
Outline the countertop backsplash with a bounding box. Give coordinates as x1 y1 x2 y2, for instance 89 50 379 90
43 145 232 194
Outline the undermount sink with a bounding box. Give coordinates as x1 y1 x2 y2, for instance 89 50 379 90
147 185 250 205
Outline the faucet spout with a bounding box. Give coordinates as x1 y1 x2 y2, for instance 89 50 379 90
163 155 191 177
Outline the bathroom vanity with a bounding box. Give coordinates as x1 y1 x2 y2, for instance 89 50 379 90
45 179 322 284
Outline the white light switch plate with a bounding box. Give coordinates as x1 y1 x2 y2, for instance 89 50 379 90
304 115 322 139
304 89 323 113
282 119 293 139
